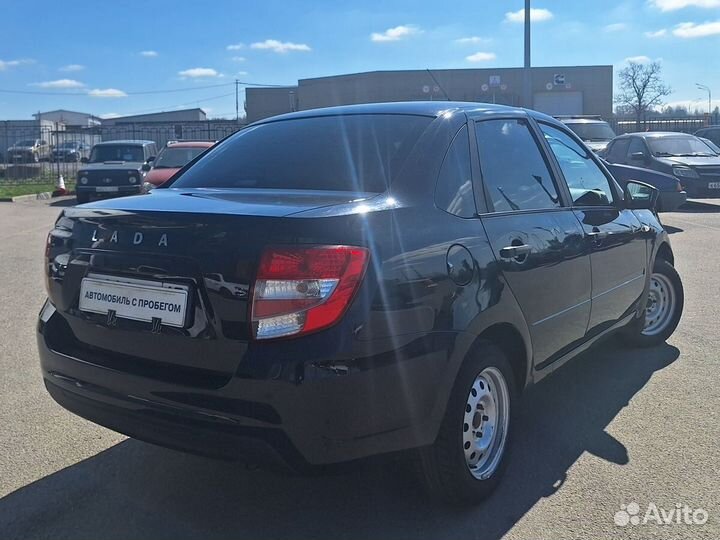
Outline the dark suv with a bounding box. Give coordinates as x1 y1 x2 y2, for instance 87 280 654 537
39 103 683 504
76 140 157 203
604 132 720 198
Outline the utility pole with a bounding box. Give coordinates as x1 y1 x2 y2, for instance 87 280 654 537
235 79 240 123
522 0 532 109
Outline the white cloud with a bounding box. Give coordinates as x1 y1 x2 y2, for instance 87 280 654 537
0 58 34 71
140 50 158 57
624 55 653 63
250 39 311 52
99 112 121 119
649 0 720 11
88 88 127 98
235 71 248 76
370 25 421 42
673 20 720 37
59 64 84 72
231 56 246 62
645 28 668 37
505 8 554 23
226 43 245 51
32 79 85 89
455 36 491 45
466 51 496 62
178 67 220 78
604 22 627 32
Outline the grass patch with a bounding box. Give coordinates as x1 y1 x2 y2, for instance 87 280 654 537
0 182 76 198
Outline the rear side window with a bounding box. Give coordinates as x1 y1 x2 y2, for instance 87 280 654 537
540 123 615 206
475 119 560 212
606 138 630 162
172 114 432 192
435 125 475 218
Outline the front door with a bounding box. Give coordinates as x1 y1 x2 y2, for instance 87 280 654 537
538 123 647 336
474 116 592 368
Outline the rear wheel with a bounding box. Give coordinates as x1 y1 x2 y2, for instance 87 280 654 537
622 258 683 347
417 342 515 504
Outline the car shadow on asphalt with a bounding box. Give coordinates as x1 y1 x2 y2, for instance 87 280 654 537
678 200 720 213
0 342 679 540
49 198 76 208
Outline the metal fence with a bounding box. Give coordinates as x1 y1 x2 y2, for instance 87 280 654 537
0 121 243 188
609 115 717 135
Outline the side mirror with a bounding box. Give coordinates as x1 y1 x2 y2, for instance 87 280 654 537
80 157 89 163
147 156 155 163
624 180 659 210
630 151 646 161
141 163 152 172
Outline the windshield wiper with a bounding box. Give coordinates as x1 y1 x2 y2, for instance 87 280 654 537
653 152 676 157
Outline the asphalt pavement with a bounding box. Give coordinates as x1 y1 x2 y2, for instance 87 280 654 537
0 197 718 540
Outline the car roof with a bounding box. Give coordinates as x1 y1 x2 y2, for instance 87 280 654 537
558 118 609 124
623 131 696 139
92 140 155 146
166 140 215 148
253 101 560 125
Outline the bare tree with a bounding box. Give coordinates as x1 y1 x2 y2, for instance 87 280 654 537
615 61 671 129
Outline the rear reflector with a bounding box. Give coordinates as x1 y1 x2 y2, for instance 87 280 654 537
252 245 369 340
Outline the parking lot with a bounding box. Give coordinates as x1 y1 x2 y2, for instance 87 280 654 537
0 197 718 540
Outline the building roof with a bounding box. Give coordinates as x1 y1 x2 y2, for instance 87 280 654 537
104 108 207 123
33 109 102 120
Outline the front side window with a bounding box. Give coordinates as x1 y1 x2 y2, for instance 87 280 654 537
435 125 475 218
172 114 432 192
540 123 615 206
475 119 560 212
627 137 647 160
606 138 630 162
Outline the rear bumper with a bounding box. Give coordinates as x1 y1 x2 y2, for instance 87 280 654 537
37 301 447 468
657 190 687 212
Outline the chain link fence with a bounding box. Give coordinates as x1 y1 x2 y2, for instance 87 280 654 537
0 121 243 192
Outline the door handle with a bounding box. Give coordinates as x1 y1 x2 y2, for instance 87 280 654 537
587 229 608 241
499 244 531 260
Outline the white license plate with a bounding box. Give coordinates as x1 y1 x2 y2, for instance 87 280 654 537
708 182 720 189
95 186 119 192
79 275 189 328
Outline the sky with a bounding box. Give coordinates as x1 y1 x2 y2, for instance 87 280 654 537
0 0 718 119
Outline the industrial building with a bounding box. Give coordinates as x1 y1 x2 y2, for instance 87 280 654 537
245 65 613 123
100 108 207 126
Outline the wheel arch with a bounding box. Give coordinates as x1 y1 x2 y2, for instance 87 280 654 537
655 241 674 266
469 323 530 393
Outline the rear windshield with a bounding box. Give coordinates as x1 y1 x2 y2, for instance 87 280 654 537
170 114 432 192
564 122 616 141
90 145 144 163
153 147 208 169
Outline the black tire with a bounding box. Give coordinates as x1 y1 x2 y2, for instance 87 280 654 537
76 192 90 204
621 258 683 347
417 342 516 505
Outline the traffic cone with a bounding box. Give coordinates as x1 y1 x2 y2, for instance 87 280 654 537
55 175 67 196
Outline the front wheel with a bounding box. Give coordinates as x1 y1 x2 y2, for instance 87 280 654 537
622 258 683 347
417 343 515 504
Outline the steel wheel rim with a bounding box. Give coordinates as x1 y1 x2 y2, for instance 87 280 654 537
462 366 510 480
643 272 676 336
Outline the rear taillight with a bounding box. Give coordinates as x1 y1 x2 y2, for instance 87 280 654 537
252 245 369 340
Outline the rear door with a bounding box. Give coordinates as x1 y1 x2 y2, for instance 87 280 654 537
474 115 591 368
538 122 647 336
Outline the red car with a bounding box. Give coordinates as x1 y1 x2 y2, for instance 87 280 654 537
143 140 215 186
